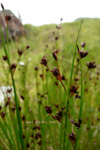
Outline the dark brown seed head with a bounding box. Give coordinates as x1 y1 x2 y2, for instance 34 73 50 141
17 49 23 56
79 50 88 59
86 62 96 69
22 115 25 121
77 57 79 62
20 95 24 100
52 109 63 122
68 132 76 145
1 3 4 10
61 75 65 80
51 67 61 81
22 134 25 139
34 67 38 71
71 118 82 129
56 25 61 30
81 42 86 48
70 86 79 96
55 36 59 40
26 143 30 148
41 56 47 66
52 115 61 122
54 104 59 109
45 106 52 115
54 49 59 54
3 55 8 61
51 68 59 76
0 106 2 110
26 46 30 49
46 68 49 72
7 88 12 93
5 14 13 23
33 126 41 130
10 63 16 70
39 74 44 80
1 112 6 119
12 106 15 112
5 101 9 107
41 94 44 98
52 52 57 61
74 94 81 99
35 133 41 140
19 106 22 111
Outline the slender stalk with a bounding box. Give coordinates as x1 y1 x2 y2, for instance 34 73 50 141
0 24 25 150
69 19 83 85
74 58 84 150
62 19 83 150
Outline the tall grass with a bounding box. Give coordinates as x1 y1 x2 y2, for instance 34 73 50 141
0 4 99 150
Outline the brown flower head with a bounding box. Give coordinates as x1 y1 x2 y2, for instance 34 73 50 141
35 133 41 140
52 52 57 61
70 85 79 96
22 115 25 121
68 132 76 145
71 118 82 129
12 106 15 112
17 49 23 56
79 50 88 59
86 62 96 69
52 109 63 122
5 101 9 107
51 67 62 81
7 88 12 93
26 143 30 148
0 106 2 110
55 36 59 40
45 106 52 115
3 55 8 61
39 74 44 80
34 67 38 71
20 95 24 100
19 106 22 111
56 25 61 30
77 44 88 59
74 94 81 99
61 75 65 80
33 126 41 130
81 42 86 48
41 56 47 67
1 112 6 120
10 63 16 70
1 3 4 10
5 14 13 23
26 46 30 49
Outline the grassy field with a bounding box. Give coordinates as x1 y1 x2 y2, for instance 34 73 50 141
0 18 100 150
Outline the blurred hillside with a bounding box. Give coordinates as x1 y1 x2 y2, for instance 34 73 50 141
24 18 100 63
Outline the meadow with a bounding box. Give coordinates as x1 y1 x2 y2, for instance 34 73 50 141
0 6 100 150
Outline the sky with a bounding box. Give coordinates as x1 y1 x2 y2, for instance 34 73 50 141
0 0 100 26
